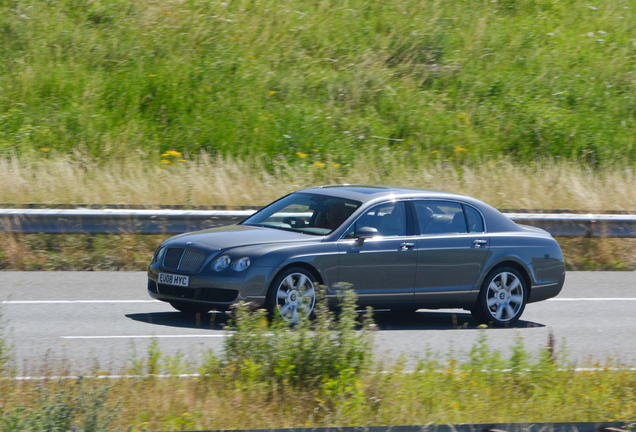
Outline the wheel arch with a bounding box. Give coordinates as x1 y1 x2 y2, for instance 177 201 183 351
484 260 532 299
268 262 324 290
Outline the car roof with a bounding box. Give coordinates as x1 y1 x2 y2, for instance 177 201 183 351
297 185 523 233
298 185 475 204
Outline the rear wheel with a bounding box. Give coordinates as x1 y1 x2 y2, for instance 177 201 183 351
471 267 527 326
266 267 317 324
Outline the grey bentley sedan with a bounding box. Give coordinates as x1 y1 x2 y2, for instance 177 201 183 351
147 185 565 326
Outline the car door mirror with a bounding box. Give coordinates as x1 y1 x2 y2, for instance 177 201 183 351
354 226 379 244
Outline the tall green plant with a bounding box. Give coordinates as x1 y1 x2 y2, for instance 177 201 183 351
224 285 375 391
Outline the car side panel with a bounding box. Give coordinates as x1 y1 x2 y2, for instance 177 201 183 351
414 234 491 302
248 241 341 295
481 233 565 303
336 237 417 303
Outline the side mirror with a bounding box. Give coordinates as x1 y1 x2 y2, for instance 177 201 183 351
354 226 379 245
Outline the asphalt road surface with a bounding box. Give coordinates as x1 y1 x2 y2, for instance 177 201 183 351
1 271 635 376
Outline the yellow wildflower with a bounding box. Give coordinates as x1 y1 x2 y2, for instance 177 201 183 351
269 90 277 95
457 112 471 125
159 159 173 165
453 146 469 153
161 150 183 157
313 161 326 168
296 152 308 159
332 163 341 168
148 74 157 77
40 147 50 153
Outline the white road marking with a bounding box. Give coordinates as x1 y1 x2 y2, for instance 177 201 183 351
1 300 161 304
8 367 636 382
547 298 636 301
61 334 226 339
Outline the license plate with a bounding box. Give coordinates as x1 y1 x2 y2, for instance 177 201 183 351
158 273 189 287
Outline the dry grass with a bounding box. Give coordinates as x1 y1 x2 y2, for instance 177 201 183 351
1 233 634 271
1 153 636 211
1 153 635 271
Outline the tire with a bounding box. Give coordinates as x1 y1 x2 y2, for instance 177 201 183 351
266 267 317 324
170 301 210 314
471 266 527 326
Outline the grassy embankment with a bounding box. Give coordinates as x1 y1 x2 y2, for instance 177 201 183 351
1 2 635 430
2 0 635 163
1 294 635 431
1 0 636 269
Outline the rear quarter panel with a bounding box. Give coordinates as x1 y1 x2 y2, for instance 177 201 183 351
485 232 565 302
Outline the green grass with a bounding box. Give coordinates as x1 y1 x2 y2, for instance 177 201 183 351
1 0 636 165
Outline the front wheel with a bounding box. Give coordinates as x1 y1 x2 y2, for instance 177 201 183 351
471 267 527 326
266 267 317 324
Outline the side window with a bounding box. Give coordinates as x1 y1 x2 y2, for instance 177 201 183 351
464 205 485 233
345 201 406 238
414 201 467 235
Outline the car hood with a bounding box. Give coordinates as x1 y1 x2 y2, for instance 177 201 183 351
163 224 322 250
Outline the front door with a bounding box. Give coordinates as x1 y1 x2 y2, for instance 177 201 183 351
335 201 417 304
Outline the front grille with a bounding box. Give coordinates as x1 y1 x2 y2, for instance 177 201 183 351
164 248 184 269
162 248 206 273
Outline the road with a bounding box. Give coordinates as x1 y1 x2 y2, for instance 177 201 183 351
1 271 635 376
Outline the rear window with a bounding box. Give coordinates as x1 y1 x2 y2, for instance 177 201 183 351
413 200 467 235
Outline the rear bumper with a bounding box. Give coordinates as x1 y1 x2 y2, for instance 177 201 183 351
528 279 564 303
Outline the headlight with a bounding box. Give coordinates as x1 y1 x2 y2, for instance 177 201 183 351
232 257 251 272
212 255 231 272
153 247 166 264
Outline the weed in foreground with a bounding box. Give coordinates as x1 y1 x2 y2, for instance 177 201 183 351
0 325 635 429
223 285 375 393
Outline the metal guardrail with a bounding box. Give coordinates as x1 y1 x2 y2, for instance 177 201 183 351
0 208 255 235
506 213 636 238
166 422 633 432
0 208 636 237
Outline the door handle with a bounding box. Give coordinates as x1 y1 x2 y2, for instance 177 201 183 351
473 239 488 248
399 242 415 251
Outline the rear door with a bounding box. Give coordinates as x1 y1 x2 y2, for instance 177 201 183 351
412 200 490 302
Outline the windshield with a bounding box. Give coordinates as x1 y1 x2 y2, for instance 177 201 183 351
241 193 361 235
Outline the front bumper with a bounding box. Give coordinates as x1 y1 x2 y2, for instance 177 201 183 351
147 264 272 309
